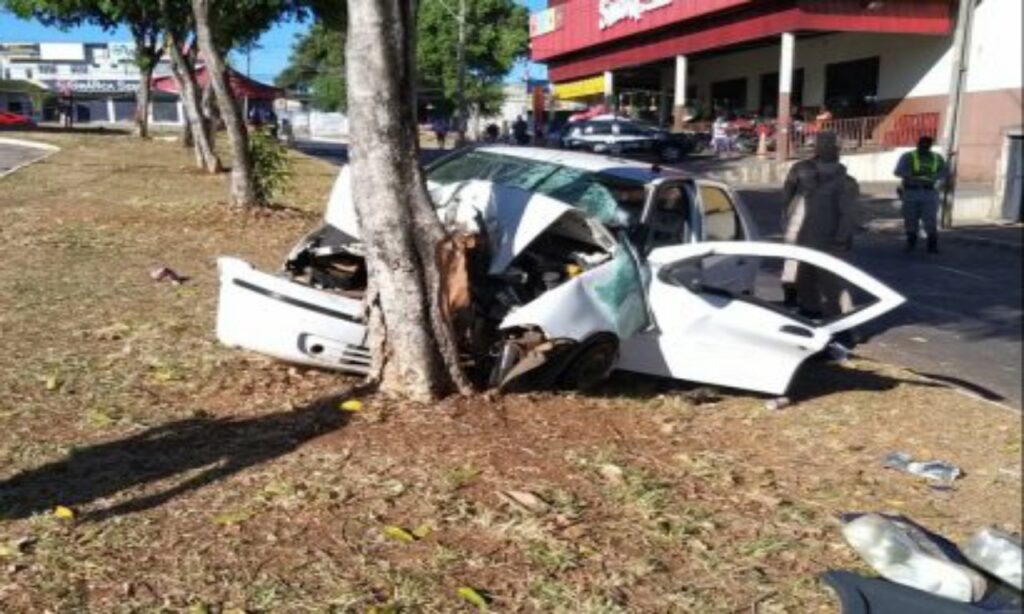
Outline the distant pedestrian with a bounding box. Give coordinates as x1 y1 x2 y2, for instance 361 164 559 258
432 116 449 150
512 115 529 145
484 122 500 143
712 115 730 157
894 135 947 254
781 131 860 319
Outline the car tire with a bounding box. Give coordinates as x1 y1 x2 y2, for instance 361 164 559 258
560 335 618 392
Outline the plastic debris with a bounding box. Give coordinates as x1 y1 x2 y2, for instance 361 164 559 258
884 452 962 482
964 527 1022 591
339 399 363 412
150 266 188 285
53 505 75 520
841 513 987 602
764 396 791 411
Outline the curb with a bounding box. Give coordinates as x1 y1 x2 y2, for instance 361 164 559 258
0 137 60 180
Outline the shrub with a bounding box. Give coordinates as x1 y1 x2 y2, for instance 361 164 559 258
249 128 293 205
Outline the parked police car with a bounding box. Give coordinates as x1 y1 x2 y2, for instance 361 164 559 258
562 115 695 162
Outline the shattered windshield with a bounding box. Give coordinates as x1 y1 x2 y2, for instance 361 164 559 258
427 151 647 228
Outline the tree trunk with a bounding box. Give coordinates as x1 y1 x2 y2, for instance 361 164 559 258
135 63 154 139
164 29 221 173
347 0 472 400
191 0 256 207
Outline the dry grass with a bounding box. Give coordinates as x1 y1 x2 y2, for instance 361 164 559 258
0 131 1020 612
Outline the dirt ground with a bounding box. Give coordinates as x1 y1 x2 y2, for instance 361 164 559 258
0 131 1021 612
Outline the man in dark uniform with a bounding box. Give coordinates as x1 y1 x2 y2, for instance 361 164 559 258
894 135 948 254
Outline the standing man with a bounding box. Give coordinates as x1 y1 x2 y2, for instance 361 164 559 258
432 116 449 150
711 115 730 158
894 135 947 254
512 115 529 146
781 131 861 320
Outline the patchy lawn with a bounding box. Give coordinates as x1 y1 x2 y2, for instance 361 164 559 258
0 131 1020 612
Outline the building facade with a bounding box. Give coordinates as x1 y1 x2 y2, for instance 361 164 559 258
530 0 1023 220
0 41 180 124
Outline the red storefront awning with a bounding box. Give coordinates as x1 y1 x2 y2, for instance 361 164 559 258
152 66 284 101
532 0 954 83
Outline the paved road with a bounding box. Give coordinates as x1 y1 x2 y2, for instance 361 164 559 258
738 186 1023 409
294 141 1023 409
0 141 49 177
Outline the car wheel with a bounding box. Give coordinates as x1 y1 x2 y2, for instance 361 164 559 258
660 144 682 162
560 336 618 391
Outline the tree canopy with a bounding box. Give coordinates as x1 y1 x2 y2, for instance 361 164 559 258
277 0 528 114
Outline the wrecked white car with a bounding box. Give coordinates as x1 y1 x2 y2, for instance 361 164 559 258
217 146 904 396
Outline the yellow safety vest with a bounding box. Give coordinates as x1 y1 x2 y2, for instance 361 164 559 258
911 150 940 178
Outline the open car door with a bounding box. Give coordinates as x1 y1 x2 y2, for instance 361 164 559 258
617 241 905 395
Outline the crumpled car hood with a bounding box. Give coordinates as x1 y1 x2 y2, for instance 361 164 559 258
322 167 616 275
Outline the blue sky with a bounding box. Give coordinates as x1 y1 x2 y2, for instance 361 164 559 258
0 0 547 83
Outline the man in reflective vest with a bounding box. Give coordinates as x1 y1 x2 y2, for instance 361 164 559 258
894 135 948 253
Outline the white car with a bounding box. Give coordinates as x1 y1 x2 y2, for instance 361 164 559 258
216 146 904 396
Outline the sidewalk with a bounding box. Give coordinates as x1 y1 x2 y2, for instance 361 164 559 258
857 185 1024 252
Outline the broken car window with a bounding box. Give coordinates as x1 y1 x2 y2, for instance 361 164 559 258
532 168 646 227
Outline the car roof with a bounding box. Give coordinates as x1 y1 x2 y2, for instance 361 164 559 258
473 145 690 184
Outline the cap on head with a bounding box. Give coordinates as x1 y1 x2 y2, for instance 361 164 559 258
815 131 840 162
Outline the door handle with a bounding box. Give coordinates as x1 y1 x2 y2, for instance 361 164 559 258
779 324 813 338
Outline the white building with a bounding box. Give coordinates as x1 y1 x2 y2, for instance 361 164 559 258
0 41 179 124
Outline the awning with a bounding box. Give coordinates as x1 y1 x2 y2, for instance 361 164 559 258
152 66 283 101
554 74 606 100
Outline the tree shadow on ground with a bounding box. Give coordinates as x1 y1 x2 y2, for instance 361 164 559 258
0 390 359 522
590 357 945 404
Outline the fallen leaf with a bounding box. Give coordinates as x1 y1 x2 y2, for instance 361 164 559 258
53 505 75 520
457 586 489 611
411 523 433 539
599 463 624 482
497 490 550 514
44 375 60 391
382 526 416 543
339 399 363 412
213 510 253 525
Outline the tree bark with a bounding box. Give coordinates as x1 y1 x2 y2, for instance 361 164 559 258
134 63 154 139
347 0 472 400
163 29 221 173
191 0 256 207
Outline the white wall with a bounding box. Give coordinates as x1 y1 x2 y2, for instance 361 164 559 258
687 31 954 111
965 0 1024 93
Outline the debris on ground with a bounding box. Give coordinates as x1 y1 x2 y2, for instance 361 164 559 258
764 396 792 411
964 528 1023 591
884 452 963 482
841 513 987 602
685 386 722 405
149 266 188 285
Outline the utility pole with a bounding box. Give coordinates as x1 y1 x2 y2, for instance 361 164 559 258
940 0 976 228
454 0 467 146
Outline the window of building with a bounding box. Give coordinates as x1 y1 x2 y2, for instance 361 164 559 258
71 65 89 74
759 69 804 116
824 56 880 117
710 78 747 116
38 64 57 74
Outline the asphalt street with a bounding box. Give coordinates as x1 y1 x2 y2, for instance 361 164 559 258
297 140 1024 409
0 141 49 177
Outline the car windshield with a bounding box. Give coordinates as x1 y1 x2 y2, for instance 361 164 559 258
427 151 647 227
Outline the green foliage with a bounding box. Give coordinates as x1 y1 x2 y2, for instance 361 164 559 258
248 128 293 205
275 21 346 111
277 0 528 114
417 0 529 115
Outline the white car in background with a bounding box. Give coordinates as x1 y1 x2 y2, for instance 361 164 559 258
216 147 904 395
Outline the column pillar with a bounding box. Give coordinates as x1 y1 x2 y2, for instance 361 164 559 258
603 70 615 113
176 100 185 125
776 32 795 161
106 96 116 123
673 54 688 131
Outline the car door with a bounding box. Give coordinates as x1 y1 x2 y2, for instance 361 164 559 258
694 180 759 295
616 241 905 395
